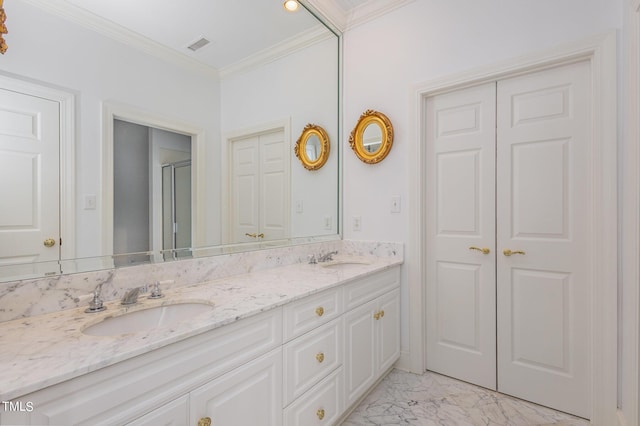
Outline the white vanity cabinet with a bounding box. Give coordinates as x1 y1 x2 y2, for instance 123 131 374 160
343 269 401 409
2 265 401 426
2 309 282 426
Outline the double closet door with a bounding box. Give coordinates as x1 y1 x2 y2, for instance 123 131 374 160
426 60 591 419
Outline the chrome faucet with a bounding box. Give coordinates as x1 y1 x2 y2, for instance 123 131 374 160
318 251 338 262
85 282 106 313
121 285 147 305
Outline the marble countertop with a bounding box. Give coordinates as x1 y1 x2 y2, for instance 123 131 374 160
0 255 401 401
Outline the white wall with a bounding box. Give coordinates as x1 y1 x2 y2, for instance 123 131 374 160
220 36 339 239
342 0 623 372
1 0 221 257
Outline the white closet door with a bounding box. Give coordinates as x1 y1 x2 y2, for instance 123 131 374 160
0 89 60 265
496 60 591 418
259 129 288 241
231 135 260 243
426 82 497 390
230 129 289 243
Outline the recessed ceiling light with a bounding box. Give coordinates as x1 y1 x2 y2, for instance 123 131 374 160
283 0 299 12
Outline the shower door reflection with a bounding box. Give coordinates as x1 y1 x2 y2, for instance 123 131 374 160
162 160 192 258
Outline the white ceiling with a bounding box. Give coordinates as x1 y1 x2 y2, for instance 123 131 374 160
27 0 408 72
60 0 325 71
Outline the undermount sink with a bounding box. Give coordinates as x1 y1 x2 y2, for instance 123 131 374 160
320 260 371 269
83 302 213 337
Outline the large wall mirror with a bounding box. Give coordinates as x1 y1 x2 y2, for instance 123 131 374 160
0 0 340 281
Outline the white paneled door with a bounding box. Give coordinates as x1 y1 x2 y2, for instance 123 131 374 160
426 82 497 390
0 88 60 266
426 60 591 418
230 128 289 243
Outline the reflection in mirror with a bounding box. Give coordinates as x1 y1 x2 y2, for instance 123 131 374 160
306 135 321 161
349 110 394 164
0 0 340 282
362 122 383 153
294 123 330 171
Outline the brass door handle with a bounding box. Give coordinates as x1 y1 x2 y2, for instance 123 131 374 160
374 311 382 320
503 249 526 256
316 352 324 363
44 238 56 248
469 246 490 254
316 409 325 420
257 233 265 238
198 417 212 426
315 306 324 317
245 233 256 238
379 310 385 318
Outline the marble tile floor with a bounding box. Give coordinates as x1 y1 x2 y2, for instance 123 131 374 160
342 369 589 426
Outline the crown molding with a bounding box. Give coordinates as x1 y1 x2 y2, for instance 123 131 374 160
302 0 348 32
301 0 414 33
21 0 219 77
346 0 416 29
219 26 334 79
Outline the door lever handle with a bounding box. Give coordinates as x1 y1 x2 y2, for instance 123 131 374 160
503 249 526 256
469 246 490 255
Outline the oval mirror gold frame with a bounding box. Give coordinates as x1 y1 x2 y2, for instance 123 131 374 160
349 109 394 164
294 124 330 171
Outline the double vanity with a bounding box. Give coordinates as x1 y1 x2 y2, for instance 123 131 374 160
0 242 402 425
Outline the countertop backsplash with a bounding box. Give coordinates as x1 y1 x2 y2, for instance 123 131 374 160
0 240 402 323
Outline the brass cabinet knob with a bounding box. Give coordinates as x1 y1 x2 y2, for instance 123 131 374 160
44 238 56 248
503 249 526 257
315 306 324 317
380 310 385 318
316 408 325 420
257 233 265 238
469 246 490 254
316 352 325 363
374 311 381 320
198 417 212 426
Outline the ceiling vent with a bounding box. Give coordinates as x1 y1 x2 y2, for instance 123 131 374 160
187 36 211 52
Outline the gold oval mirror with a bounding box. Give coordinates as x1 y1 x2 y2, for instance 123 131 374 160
349 110 394 164
295 124 330 171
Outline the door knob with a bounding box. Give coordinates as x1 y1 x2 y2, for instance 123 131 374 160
503 249 526 256
469 246 490 254
43 238 56 248
197 417 212 426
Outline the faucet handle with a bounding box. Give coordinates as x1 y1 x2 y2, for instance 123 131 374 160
148 281 165 299
85 283 106 313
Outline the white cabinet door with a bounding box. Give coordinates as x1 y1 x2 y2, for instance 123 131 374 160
344 298 377 409
425 82 498 390
190 349 282 426
377 288 400 374
344 289 400 409
126 396 189 426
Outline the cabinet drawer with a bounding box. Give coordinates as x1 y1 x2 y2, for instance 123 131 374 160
283 287 342 341
283 318 342 406
344 266 400 311
284 367 343 426
126 395 188 426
